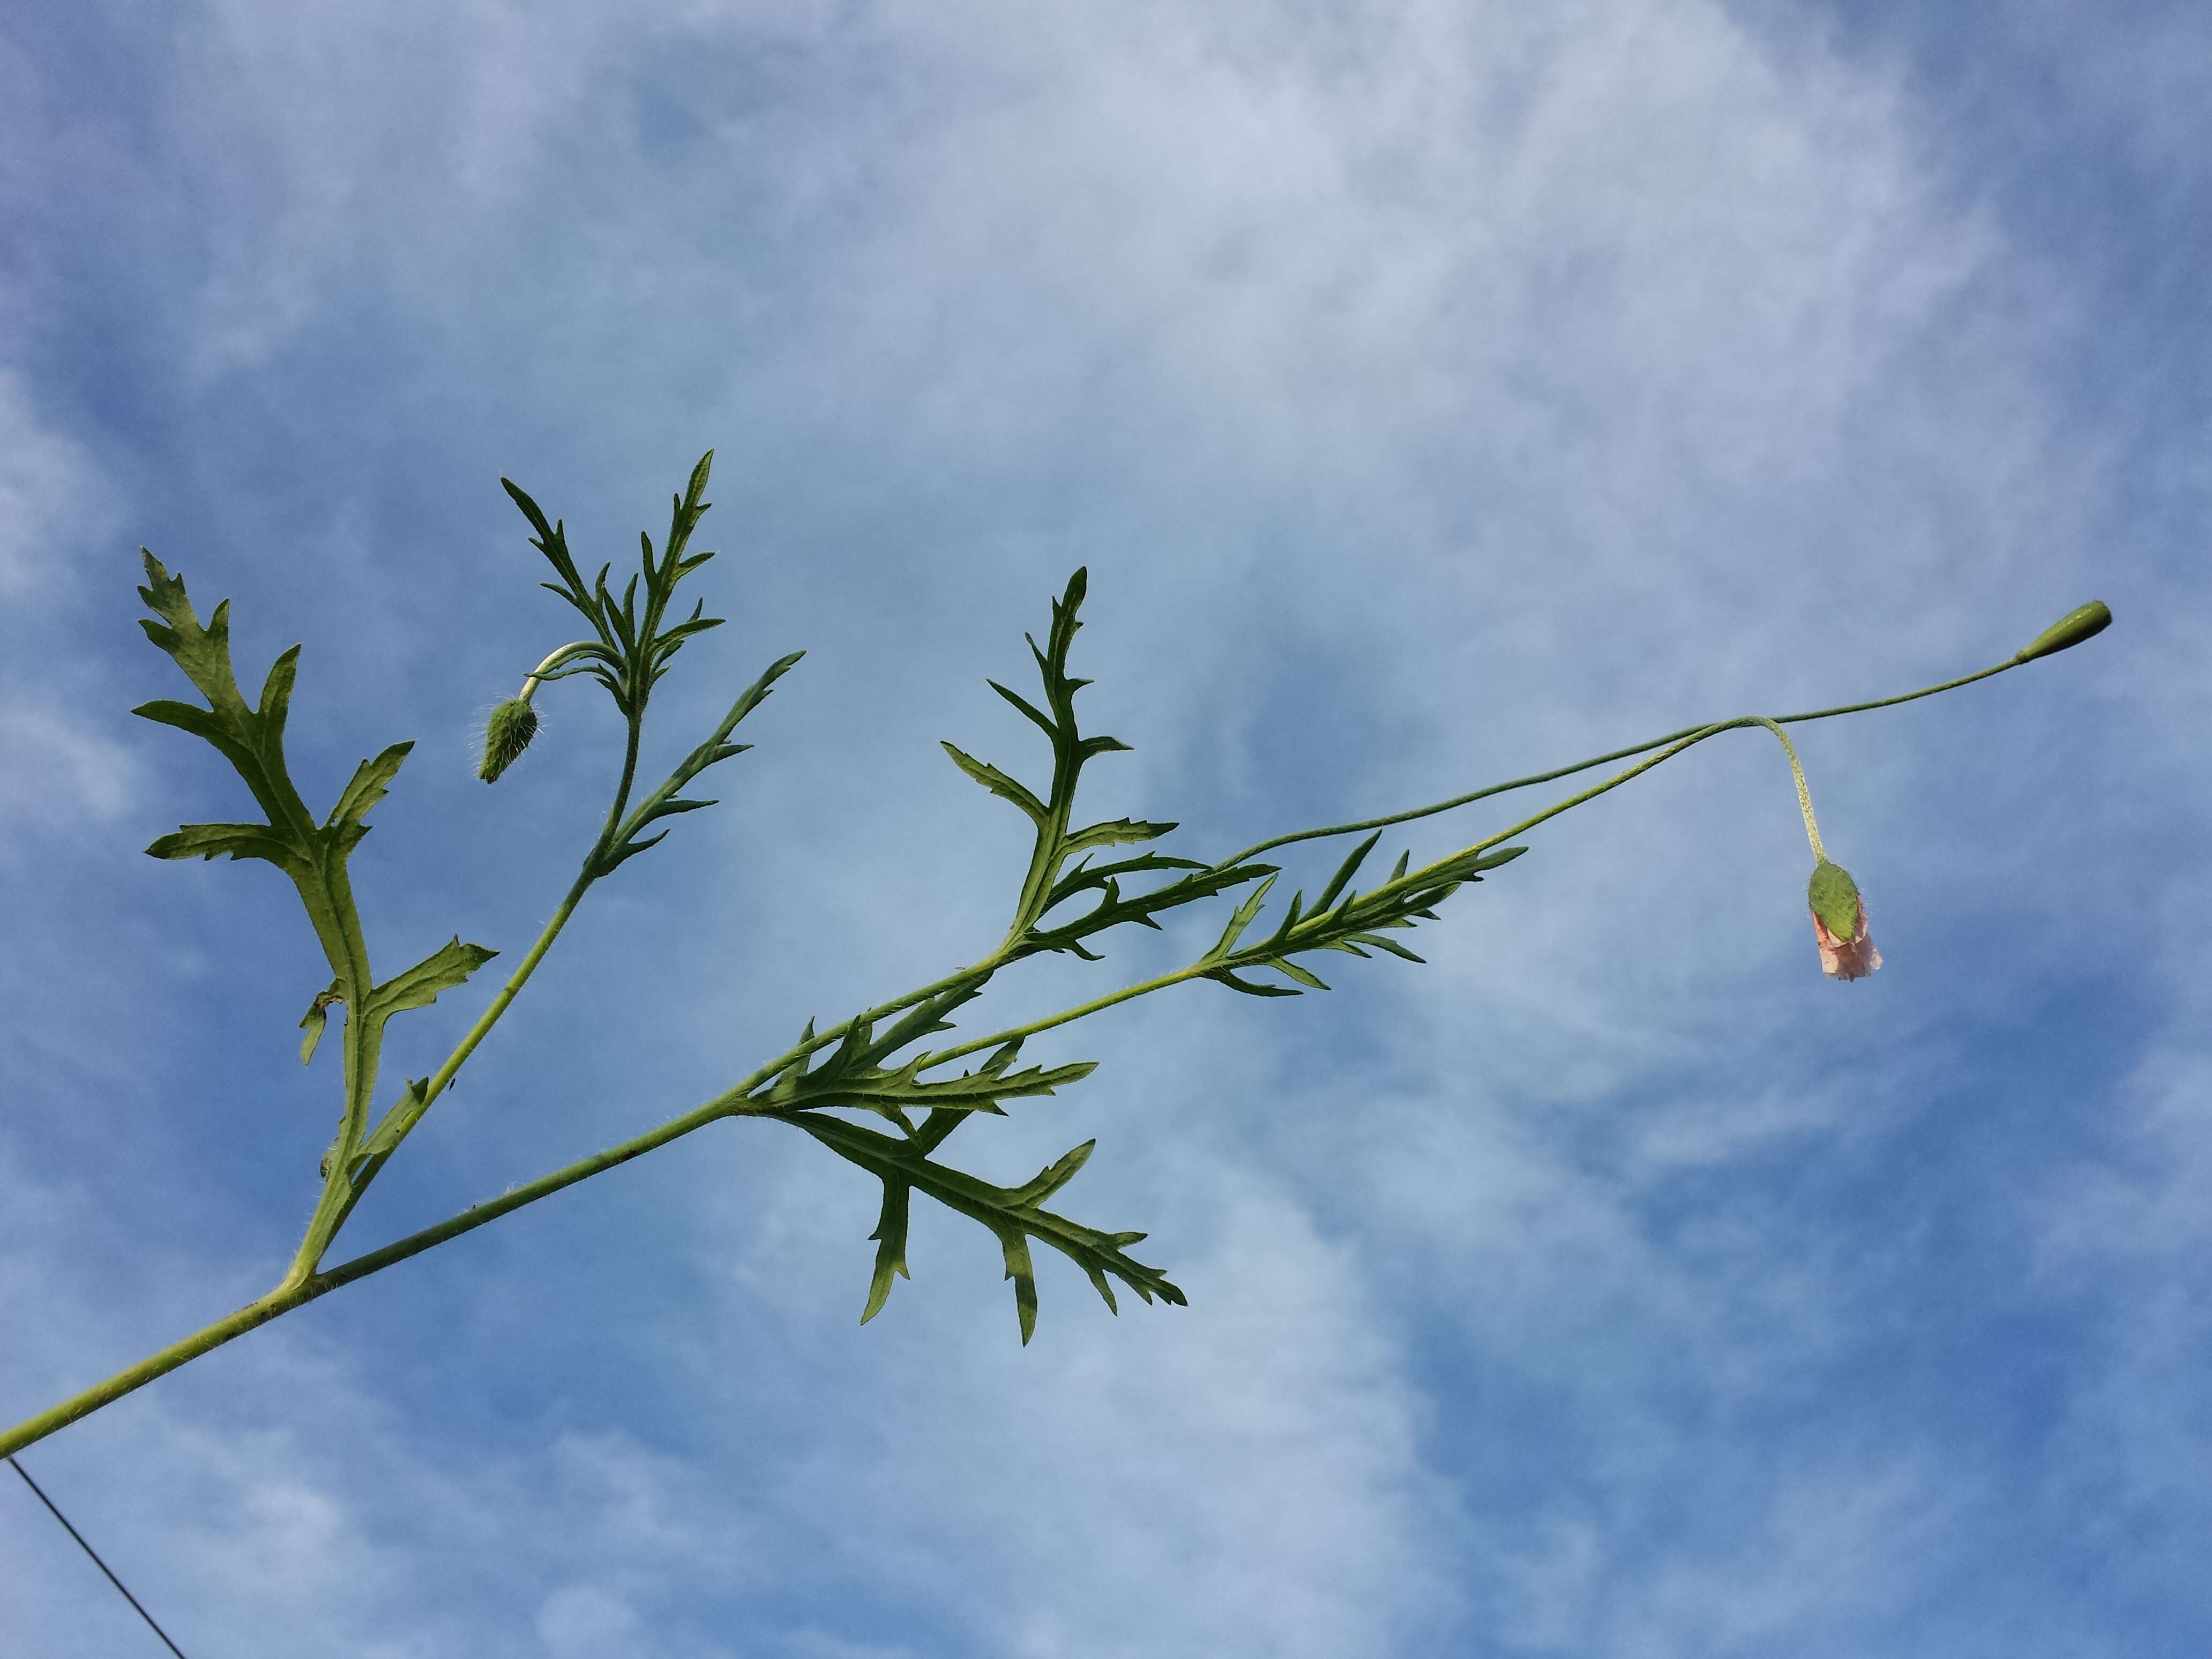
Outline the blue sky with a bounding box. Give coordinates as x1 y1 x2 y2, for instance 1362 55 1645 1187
2 2 2206 1654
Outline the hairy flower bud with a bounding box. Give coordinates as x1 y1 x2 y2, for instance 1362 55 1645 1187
1807 859 1881 980
479 696 539 783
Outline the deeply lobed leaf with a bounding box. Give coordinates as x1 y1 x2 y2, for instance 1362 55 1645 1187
795 1112 1184 1344
368 938 501 1021
502 453 728 723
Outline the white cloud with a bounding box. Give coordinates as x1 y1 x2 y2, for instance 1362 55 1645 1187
686 1157 1461 1658
1492 1455 1951 1657
0 370 137 850
0 702 142 847
0 368 110 595
2030 1025 2212 1589
539 1583 642 1655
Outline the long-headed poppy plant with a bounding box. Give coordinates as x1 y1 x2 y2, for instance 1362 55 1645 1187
0 454 2111 1459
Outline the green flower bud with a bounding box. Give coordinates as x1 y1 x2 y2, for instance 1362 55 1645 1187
479 696 539 783
1807 859 1881 980
2014 600 2111 664
1807 860 1859 941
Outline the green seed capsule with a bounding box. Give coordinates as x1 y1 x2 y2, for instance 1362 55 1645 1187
2014 601 2111 664
479 696 539 782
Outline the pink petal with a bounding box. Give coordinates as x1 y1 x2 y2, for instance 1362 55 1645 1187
1812 896 1882 981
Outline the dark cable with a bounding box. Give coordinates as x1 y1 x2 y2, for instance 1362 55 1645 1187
9 1455 191 1659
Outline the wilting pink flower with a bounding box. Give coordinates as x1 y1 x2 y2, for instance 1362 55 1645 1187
1812 895 1882 981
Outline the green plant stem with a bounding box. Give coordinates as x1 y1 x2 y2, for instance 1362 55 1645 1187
925 961 1213 1070
519 640 601 700
1748 716 1827 862
312 713 647 1259
0 1291 299 1459
1000 741 1079 956
595 712 648 872
0 1080 786 1460
916 667 2004 1071
0 649 2036 1461
1209 655 2020 873
1 939 1026 1460
280 858 386 1289
319 872 593 1244
912 723 1766 1073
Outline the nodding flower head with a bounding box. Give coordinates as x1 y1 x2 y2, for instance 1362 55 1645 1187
479 696 540 783
1807 859 1881 981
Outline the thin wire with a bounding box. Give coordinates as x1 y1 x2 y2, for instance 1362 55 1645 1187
9 1455 191 1659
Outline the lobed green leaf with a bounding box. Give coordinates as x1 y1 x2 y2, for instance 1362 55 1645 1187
795 1112 1184 1344
367 938 500 1020
324 742 416 855
145 822 303 869
943 742 1049 823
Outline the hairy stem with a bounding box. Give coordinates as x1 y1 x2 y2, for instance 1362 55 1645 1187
918 677 1985 1071
0 1052 803 1459
321 710 649 1247
0 1292 300 1460
0 648 2046 1459
280 857 386 1289
1209 654 2023 872
1747 716 1827 863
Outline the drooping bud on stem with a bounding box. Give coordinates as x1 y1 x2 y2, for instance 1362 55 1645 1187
479 641 598 782
1807 859 1881 980
1746 718 1881 980
479 696 540 783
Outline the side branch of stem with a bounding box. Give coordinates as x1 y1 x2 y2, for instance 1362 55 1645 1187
1212 656 2019 871
2 647 2038 1461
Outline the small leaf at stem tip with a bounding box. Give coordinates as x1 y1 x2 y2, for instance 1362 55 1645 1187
479 697 539 782
2014 601 2111 663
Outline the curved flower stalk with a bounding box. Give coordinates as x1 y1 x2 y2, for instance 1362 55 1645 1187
1729 714 1881 981
0 461 2111 1459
